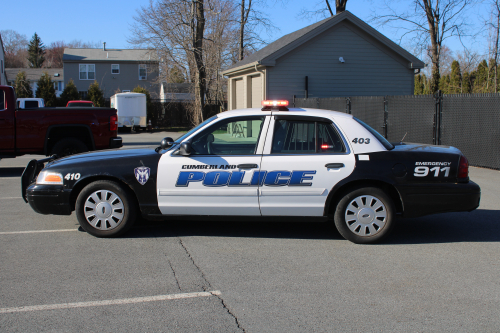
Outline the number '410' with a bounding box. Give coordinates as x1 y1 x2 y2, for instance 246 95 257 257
414 166 450 177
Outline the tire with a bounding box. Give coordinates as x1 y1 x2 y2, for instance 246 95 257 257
51 138 88 157
75 180 137 237
334 187 395 244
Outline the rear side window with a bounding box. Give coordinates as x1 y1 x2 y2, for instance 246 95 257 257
25 101 39 108
0 91 5 110
272 119 346 154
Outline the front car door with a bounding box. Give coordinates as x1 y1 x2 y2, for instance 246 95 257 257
157 114 271 216
258 114 355 216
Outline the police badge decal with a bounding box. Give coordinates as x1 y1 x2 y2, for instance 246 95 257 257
134 166 150 185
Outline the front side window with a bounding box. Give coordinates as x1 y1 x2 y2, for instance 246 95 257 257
272 119 346 154
112 64 120 74
79 64 95 80
190 116 265 155
139 64 147 80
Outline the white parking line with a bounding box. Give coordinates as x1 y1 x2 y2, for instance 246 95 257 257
0 229 77 235
0 291 222 314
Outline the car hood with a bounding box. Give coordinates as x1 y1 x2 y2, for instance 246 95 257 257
46 148 159 167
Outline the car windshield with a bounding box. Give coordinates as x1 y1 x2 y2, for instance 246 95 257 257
175 116 217 143
354 117 394 150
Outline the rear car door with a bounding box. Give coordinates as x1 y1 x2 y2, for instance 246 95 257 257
157 115 271 216
258 115 355 216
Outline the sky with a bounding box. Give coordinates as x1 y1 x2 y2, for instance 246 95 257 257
2 0 492 64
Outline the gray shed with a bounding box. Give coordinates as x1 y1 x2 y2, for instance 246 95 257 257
222 11 424 110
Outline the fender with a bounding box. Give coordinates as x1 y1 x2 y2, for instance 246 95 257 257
44 124 96 155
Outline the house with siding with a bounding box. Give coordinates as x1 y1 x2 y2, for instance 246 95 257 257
63 46 159 99
222 11 424 110
6 68 64 97
0 33 7 85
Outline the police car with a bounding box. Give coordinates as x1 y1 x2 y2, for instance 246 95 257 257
22 100 481 244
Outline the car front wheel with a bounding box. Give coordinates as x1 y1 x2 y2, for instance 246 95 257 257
334 187 395 244
75 180 137 237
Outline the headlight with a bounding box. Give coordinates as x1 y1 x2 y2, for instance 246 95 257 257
36 171 64 185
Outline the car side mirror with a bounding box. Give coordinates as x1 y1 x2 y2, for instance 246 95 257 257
160 137 174 149
180 142 192 156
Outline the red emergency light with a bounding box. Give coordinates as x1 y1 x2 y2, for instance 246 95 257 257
261 100 289 111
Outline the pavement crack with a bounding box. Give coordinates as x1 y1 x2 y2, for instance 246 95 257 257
167 259 182 292
211 292 246 333
178 237 212 290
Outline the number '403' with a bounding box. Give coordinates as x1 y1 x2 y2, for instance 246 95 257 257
414 166 450 177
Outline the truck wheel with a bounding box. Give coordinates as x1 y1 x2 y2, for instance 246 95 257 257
334 187 395 244
51 138 88 157
75 180 137 237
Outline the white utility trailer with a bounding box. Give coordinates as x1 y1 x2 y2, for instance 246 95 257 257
110 92 147 131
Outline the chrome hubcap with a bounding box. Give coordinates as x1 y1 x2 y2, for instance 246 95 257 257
345 195 387 237
84 190 124 230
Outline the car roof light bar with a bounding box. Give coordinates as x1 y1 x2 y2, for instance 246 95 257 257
261 100 289 111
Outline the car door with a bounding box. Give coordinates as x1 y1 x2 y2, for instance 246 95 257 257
258 115 355 216
0 90 15 152
157 115 271 216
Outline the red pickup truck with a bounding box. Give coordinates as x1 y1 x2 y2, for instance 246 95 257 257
0 85 122 158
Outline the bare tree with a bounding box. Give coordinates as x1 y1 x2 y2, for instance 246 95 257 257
131 0 239 124
486 0 500 91
0 29 28 68
235 0 276 61
299 0 348 20
371 0 474 93
44 41 66 68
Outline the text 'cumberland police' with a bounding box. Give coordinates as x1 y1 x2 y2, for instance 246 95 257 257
176 170 316 187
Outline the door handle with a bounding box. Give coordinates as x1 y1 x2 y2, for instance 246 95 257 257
237 164 259 169
325 163 344 169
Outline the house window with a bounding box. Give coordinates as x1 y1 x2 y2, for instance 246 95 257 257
139 64 147 80
122 90 130 92
112 64 120 74
79 91 88 99
79 64 95 80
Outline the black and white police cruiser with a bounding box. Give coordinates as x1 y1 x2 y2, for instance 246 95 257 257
22 100 481 244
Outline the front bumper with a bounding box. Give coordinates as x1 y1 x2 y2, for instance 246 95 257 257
109 137 123 149
26 184 73 215
397 181 481 218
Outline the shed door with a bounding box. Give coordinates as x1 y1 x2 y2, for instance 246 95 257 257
234 78 244 109
251 75 262 108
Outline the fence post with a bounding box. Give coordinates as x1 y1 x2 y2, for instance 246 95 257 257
434 90 443 145
383 96 388 138
292 95 296 108
317 97 320 109
346 97 351 114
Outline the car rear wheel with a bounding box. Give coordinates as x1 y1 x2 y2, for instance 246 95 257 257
334 187 395 244
51 138 88 157
75 180 137 237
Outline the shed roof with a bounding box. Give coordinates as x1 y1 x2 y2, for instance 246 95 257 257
222 11 424 75
6 68 64 82
63 48 159 62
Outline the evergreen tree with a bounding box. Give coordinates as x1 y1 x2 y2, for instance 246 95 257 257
462 72 471 93
422 74 431 94
88 81 105 107
35 72 56 106
488 58 497 92
449 60 462 94
132 85 153 123
439 74 450 94
60 79 79 105
27 33 45 68
414 74 424 95
14 71 33 98
473 60 489 93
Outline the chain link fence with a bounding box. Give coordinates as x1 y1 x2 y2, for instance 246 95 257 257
295 93 500 170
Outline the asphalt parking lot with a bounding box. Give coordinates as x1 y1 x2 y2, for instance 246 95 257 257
1 131 499 332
